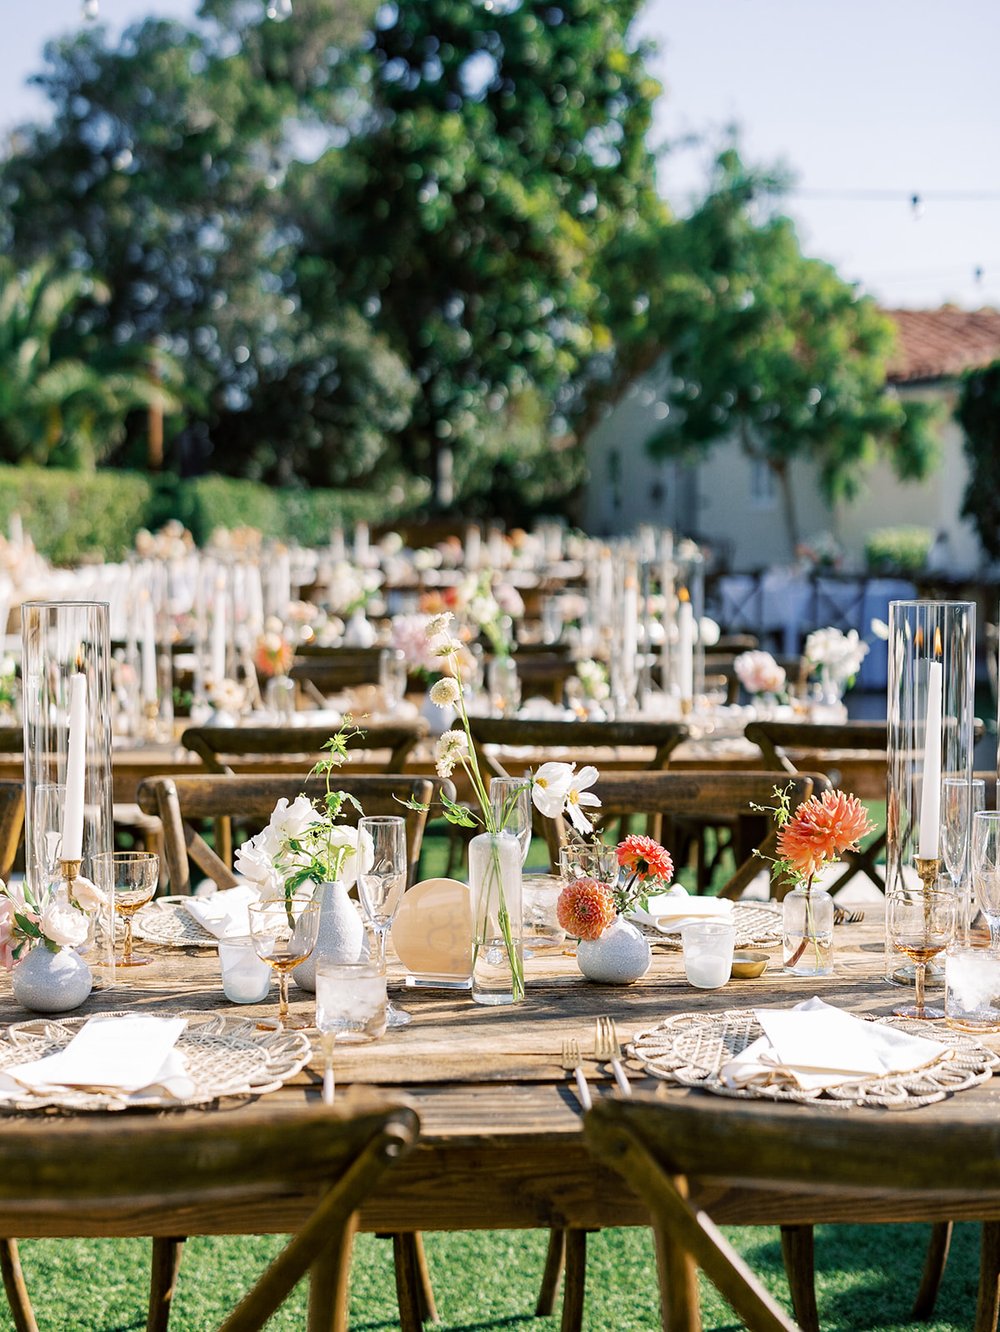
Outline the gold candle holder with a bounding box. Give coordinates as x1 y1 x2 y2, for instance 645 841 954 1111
680 697 693 718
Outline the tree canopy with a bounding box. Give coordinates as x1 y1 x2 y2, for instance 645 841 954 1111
958 361 1000 558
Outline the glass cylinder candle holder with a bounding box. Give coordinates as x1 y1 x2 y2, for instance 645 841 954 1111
660 543 705 710
21 601 115 984
885 599 975 982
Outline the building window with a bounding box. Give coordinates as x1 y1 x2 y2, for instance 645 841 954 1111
749 458 778 509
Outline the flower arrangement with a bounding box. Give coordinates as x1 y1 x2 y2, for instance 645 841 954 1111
0 874 106 970
757 783 873 969
422 612 600 1000
235 722 374 908
734 649 786 698
556 834 674 942
803 627 869 694
463 572 516 659
254 626 294 679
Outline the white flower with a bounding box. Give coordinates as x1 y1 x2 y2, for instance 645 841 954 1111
435 729 468 779
268 795 323 843
39 896 89 949
68 875 107 912
871 617 890 641
233 840 282 894
315 824 374 888
734 650 786 696
530 761 576 818
426 611 454 638
563 765 601 834
804 626 869 685
429 676 460 708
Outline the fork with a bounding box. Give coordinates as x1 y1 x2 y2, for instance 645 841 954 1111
594 1016 631 1096
561 1037 592 1110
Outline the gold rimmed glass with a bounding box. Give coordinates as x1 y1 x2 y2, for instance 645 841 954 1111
93 851 159 969
888 886 957 1019
248 897 320 1030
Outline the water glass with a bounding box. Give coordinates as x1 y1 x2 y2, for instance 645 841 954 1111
315 960 387 1042
218 936 272 1004
945 945 1000 1032
559 841 617 885
681 920 736 989
357 815 410 1029
487 657 520 716
972 811 1000 951
522 874 566 949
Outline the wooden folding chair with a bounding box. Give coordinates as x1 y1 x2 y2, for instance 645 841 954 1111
0 1102 417 1332
467 716 691 780
586 1096 1000 1332
136 773 449 895
0 780 24 883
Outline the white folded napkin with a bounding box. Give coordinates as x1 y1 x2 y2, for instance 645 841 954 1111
0 1015 193 1100
182 884 261 940
720 996 951 1092
630 887 734 933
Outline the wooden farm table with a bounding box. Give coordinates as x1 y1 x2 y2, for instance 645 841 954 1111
1 911 999 1252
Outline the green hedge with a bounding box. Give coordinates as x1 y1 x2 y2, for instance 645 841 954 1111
864 526 933 576
0 465 431 563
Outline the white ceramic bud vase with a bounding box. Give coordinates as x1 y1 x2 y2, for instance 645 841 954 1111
12 945 93 1013
576 917 651 984
293 881 369 993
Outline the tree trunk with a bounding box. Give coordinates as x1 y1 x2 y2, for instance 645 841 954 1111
773 459 800 557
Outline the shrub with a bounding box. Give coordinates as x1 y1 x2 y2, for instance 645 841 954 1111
0 466 152 564
864 526 933 575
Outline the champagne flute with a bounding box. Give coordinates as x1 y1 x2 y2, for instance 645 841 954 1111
888 887 957 1019
31 782 65 892
357 816 410 1029
942 777 986 890
972 811 1000 952
490 777 531 866
93 850 160 968
248 897 320 1030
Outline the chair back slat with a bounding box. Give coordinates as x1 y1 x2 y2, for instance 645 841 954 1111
180 721 428 776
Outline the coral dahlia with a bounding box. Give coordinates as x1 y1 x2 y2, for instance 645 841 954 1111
777 789 873 881
556 878 616 941
617 835 674 883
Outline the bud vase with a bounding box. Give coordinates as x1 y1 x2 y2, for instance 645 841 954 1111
782 884 834 976
293 881 369 993
576 917 651 984
468 831 524 1005
12 945 93 1013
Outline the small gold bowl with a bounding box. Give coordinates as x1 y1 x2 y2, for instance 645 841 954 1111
731 950 769 980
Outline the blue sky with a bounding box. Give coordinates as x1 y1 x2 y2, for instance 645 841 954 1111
3 0 998 310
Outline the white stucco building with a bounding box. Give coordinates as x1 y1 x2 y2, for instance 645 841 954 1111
583 308 1000 574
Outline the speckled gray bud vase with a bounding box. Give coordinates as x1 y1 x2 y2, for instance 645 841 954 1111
11 945 93 1013
576 917 651 984
293 881 369 993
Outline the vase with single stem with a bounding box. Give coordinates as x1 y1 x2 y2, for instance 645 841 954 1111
782 881 834 976
469 830 524 1005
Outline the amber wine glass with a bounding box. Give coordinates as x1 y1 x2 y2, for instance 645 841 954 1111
248 897 320 1030
888 887 957 1019
94 850 160 968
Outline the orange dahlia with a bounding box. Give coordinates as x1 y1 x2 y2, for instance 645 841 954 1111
617 835 674 884
556 878 616 941
254 632 294 679
777 789 873 880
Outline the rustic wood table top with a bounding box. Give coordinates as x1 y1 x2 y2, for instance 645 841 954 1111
1 909 999 1241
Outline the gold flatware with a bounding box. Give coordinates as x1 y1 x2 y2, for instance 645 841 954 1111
594 1016 631 1096
561 1037 592 1110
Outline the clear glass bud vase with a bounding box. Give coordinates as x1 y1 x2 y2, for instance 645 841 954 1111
782 884 834 976
469 831 524 1005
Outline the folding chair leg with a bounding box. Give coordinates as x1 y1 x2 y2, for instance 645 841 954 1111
911 1222 952 1320
780 1225 819 1332
560 1229 587 1332
536 1229 566 1316
653 1216 701 1332
147 1237 185 1332
976 1221 1000 1332
307 1215 358 1332
0 1240 38 1332
392 1234 425 1332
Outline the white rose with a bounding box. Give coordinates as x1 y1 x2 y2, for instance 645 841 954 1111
40 897 89 949
69 875 107 912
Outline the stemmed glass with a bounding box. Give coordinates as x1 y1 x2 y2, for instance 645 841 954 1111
248 897 320 1030
888 887 957 1019
93 851 160 968
490 777 531 866
357 815 410 1029
32 782 65 891
972 811 1000 953
942 777 986 894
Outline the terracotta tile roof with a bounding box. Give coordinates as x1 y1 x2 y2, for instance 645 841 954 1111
884 307 1000 384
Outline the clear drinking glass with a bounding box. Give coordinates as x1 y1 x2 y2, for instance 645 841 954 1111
942 777 986 943
93 850 160 969
888 887 957 1019
315 960 388 1104
489 777 531 866
487 657 520 716
378 648 408 713
357 815 410 1029
972 811 1000 952
248 897 320 1030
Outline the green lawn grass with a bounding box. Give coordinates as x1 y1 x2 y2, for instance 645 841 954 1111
0 1221 982 1329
